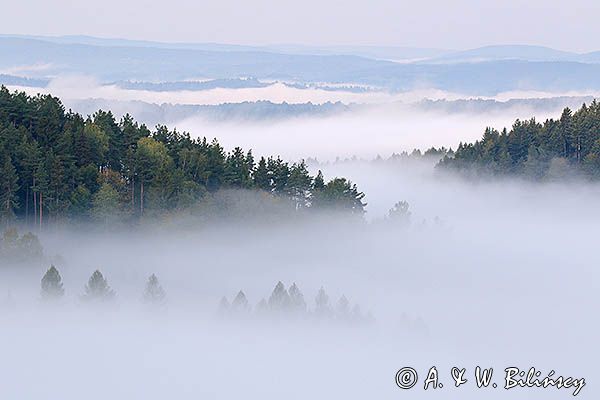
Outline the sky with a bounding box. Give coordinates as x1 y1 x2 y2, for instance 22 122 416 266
4 0 600 52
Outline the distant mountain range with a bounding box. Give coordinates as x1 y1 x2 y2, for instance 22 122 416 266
2 35 600 95
423 44 600 64
2 34 599 63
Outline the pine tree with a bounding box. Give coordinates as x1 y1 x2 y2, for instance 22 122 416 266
336 295 350 318
92 183 120 227
40 265 64 300
288 283 306 313
82 270 115 302
268 281 290 311
143 274 166 305
313 170 325 191
313 178 366 213
268 158 290 194
0 156 19 223
33 158 49 229
231 290 250 312
287 161 312 209
253 157 271 191
388 200 411 225
315 286 331 316
255 298 268 315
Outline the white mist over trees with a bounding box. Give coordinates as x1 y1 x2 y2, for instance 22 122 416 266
82 270 115 302
40 265 64 300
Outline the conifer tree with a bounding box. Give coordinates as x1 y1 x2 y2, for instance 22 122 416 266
336 295 350 318
143 274 166 305
82 270 115 302
92 183 121 225
268 281 291 311
40 265 64 300
231 290 250 312
312 170 325 191
287 161 312 209
388 200 411 225
315 286 331 316
255 298 268 315
288 282 307 313
253 157 271 191
0 156 19 223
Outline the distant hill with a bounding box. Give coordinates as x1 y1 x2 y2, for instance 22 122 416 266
0 34 449 61
4 36 600 95
579 51 600 63
425 45 577 63
0 37 395 82
0 74 48 87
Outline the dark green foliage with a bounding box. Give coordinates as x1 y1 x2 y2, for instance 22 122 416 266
0 86 365 224
440 102 600 179
41 265 64 300
0 155 19 222
253 157 270 190
312 178 366 214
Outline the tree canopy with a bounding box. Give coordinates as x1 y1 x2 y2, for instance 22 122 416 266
439 102 600 179
0 86 366 226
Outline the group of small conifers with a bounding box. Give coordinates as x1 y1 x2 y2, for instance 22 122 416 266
219 281 374 323
40 265 165 304
39 266 373 322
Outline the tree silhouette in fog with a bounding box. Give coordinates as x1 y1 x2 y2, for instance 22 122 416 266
268 281 291 312
314 287 332 317
231 290 250 313
143 274 166 305
288 283 307 313
82 270 115 302
40 265 64 300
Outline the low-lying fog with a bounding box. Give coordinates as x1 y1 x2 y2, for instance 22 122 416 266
176 107 551 160
0 79 597 397
1 154 597 399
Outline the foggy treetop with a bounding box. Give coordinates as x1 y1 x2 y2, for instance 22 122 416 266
0 86 366 225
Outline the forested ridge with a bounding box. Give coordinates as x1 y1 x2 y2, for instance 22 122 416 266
439 101 600 179
0 86 365 225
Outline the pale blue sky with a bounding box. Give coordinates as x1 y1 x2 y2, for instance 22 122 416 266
4 0 600 52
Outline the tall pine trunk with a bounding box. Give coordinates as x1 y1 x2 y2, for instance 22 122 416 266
131 175 135 211
33 177 37 226
39 191 43 230
25 187 29 225
140 180 144 217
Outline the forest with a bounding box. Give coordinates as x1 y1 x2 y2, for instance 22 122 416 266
439 101 600 179
0 86 365 226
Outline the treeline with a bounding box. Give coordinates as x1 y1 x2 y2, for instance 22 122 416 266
439 102 600 179
0 86 365 225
